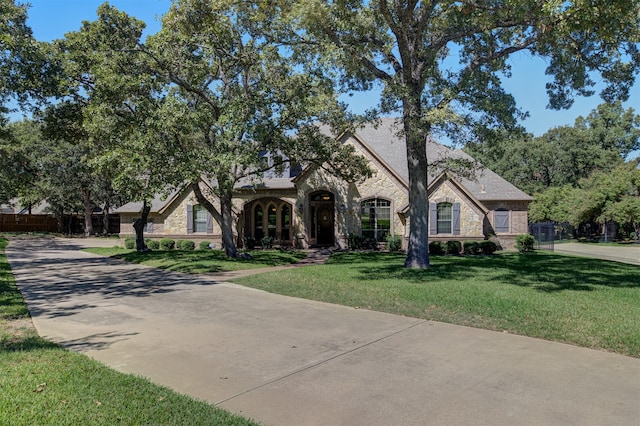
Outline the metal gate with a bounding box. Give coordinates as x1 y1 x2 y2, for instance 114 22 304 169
528 222 555 251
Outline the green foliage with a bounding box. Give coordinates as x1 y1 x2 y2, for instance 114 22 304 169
479 241 498 255
260 236 274 249
147 240 160 250
177 240 195 251
90 248 307 274
386 235 402 252
531 161 640 241
159 238 175 250
428 241 445 255
466 102 639 196
199 241 212 250
515 234 536 253
446 241 462 255
348 233 364 250
243 237 256 250
124 237 135 250
288 0 640 268
463 241 480 255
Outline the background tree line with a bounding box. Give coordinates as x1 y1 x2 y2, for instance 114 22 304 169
465 101 640 239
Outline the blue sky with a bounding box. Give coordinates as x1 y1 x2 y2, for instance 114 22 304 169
20 0 640 137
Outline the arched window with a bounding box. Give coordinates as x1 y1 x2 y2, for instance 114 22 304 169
281 205 291 241
360 198 391 241
254 205 264 240
436 203 452 234
267 204 277 238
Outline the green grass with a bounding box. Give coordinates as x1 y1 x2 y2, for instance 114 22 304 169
233 251 640 358
84 247 307 274
0 238 260 426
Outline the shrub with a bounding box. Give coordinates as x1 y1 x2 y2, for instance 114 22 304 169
243 236 256 250
479 240 498 255
199 241 212 250
348 233 364 250
159 238 175 250
463 241 480 255
428 240 445 255
386 235 402 252
446 240 462 255
515 234 536 252
147 240 160 250
177 240 195 251
261 236 274 249
124 237 135 250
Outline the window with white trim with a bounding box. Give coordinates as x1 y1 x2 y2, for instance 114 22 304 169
437 203 452 234
360 198 391 241
193 205 208 233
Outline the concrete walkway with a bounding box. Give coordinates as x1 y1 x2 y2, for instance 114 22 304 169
6 237 640 426
553 242 640 265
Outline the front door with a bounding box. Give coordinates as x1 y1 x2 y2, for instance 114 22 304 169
316 205 334 245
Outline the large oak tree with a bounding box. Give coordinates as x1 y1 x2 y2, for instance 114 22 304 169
283 0 640 267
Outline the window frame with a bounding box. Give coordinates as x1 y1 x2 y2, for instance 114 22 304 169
360 198 392 241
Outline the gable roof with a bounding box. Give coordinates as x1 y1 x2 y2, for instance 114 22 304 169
349 118 532 201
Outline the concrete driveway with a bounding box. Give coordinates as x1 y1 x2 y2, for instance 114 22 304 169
553 242 640 265
6 237 640 426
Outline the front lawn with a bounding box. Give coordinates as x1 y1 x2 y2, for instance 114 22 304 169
233 251 640 357
85 247 307 274
1 239 260 426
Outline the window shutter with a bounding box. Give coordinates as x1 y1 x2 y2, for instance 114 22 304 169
186 205 193 234
452 203 460 235
206 212 213 234
429 203 437 235
495 210 509 233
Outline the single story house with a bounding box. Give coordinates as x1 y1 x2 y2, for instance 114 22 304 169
115 118 532 249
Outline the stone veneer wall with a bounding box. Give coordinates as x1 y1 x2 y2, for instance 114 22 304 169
296 139 409 249
428 181 484 239
482 200 530 250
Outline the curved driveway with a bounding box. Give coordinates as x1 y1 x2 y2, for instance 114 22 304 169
6 237 640 426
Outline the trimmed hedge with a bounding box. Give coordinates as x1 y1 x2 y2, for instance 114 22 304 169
177 240 195 251
159 238 175 250
479 240 498 255
463 241 480 255
429 241 445 255
199 241 212 250
147 239 160 250
446 240 462 255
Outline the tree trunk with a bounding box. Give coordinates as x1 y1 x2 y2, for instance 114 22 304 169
220 195 239 257
132 202 150 252
402 99 431 269
82 188 94 236
102 200 111 235
190 180 240 257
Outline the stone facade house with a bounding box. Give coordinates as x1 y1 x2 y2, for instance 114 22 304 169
116 118 532 249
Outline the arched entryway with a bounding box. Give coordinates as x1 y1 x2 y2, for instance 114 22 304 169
244 198 292 246
309 191 335 246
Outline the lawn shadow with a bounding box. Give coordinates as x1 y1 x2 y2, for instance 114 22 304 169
332 251 640 292
5 239 229 321
58 331 140 352
1 332 60 352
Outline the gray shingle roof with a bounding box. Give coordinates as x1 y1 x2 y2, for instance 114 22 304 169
352 118 532 201
116 118 530 214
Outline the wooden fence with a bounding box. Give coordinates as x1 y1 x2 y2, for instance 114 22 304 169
0 214 59 233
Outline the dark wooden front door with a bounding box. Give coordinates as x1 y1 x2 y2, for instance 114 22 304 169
316 205 334 245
